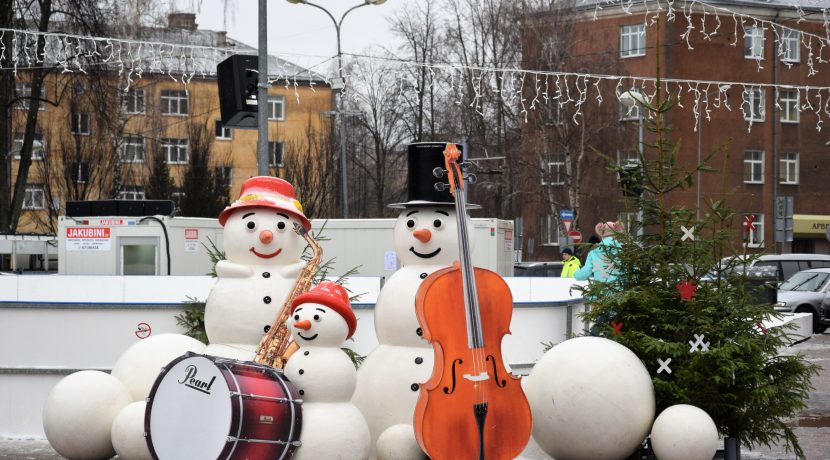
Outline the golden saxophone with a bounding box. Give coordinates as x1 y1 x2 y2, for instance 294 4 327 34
254 222 322 368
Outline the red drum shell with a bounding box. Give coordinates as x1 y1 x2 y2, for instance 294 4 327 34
145 353 302 460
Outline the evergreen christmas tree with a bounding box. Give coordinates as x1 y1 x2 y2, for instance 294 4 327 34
579 70 818 457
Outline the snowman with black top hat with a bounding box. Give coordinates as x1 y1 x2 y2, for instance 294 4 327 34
352 143 476 460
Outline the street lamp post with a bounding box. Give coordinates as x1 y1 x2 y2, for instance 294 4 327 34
286 0 387 218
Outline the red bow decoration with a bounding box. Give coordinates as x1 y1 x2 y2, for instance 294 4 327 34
676 280 698 301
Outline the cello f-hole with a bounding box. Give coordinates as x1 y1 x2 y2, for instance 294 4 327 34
443 358 463 394
486 355 507 388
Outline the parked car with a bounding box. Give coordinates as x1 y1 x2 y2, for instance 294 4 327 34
775 268 830 334
513 261 564 277
713 253 830 282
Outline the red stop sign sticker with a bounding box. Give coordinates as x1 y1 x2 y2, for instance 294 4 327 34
135 323 152 339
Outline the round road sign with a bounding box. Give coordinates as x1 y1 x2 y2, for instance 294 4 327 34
567 230 582 244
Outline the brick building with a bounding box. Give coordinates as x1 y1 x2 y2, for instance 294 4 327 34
521 0 830 262
8 13 333 234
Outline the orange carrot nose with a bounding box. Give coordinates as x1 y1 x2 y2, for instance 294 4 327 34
260 230 273 244
294 320 312 330
413 228 432 243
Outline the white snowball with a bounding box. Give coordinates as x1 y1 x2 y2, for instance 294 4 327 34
111 333 206 401
375 424 426 460
111 401 152 460
525 337 655 460
651 404 719 460
43 371 132 460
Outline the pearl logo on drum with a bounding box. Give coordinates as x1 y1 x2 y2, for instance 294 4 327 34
177 365 217 395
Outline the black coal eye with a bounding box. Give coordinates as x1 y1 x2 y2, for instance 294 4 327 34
433 219 442 228
294 314 299 321
246 221 256 230
277 221 286 230
407 219 415 228
313 314 320 321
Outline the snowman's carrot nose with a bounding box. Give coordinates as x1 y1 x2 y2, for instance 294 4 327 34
260 230 273 244
294 320 312 330
413 228 432 243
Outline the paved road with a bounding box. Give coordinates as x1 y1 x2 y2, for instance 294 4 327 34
3 332 828 460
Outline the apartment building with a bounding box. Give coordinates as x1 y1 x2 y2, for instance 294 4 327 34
9 13 333 234
521 0 830 261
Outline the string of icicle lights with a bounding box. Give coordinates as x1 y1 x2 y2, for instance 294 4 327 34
4 0 830 132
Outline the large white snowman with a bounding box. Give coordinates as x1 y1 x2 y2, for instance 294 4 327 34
352 142 474 459
204 176 311 360
284 281 371 460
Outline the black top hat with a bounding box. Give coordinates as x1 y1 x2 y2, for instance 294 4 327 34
389 142 480 209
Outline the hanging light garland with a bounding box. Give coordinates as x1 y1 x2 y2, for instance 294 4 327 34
3 0 830 133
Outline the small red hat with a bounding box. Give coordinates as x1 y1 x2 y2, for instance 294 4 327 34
291 281 357 339
218 176 311 231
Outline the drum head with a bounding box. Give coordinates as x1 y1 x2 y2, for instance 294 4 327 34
148 355 232 459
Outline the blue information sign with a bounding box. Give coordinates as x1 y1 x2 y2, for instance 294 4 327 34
560 210 574 220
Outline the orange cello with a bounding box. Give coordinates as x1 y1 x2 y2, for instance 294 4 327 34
414 143 532 460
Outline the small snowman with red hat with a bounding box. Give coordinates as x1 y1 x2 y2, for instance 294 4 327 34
204 176 312 360
285 281 371 460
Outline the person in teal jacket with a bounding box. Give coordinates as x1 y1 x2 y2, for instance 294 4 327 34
574 221 623 283
574 221 624 336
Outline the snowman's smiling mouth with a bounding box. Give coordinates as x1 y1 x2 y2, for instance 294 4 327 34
250 247 282 259
410 247 441 258
298 332 318 341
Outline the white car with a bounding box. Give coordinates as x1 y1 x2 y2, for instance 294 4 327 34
775 268 830 334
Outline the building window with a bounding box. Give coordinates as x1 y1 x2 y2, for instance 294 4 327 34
14 83 45 110
742 88 765 122
162 138 189 164
540 214 560 246
780 89 799 123
781 28 800 63
23 185 46 209
71 162 90 183
70 112 91 135
779 153 799 185
743 150 764 184
216 166 232 188
268 96 285 120
541 157 565 186
13 133 45 160
160 89 188 115
744 213 764 248
215 120 232 140
120 136 145 163
268 141 284 167
119 186 146 200
620 24 646 58
744 25 765 59
123 88 146 114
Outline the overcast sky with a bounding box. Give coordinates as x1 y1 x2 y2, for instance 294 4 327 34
192 0 410 71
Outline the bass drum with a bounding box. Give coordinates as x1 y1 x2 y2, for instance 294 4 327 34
145 353 302 460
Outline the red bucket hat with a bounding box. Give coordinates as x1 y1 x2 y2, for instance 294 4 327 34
218 176 310 231
291 281 356 340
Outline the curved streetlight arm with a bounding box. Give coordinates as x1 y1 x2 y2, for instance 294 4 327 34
290 0 372 77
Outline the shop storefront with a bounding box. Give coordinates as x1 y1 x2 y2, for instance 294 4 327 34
792 214 830 254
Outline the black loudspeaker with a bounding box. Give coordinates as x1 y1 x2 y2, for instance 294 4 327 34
66 201 91 217
117 200 144 216
91 200 118 216
143 200 174 216
217 54 259 129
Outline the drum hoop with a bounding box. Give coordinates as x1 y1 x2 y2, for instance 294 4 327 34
145 352 200 460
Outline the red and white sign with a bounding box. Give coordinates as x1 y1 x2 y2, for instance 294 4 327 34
99 219 124 226
563 220 572 232
184 228 199 252
66 227 111 251
567 230 583 244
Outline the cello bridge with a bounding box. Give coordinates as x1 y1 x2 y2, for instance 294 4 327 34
463 372 489 382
